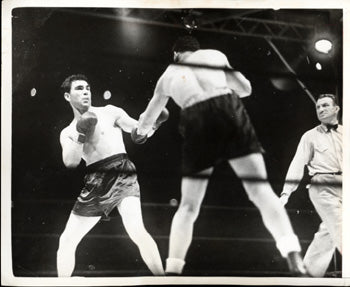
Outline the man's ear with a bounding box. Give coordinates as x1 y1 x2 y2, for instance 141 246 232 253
64 92 70 102
173 51 180 62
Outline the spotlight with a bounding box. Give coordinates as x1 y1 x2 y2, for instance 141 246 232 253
270 77 298 91
30 88 37 97
114 8 131 17
169 198 178 207
103 90 111 100
315 62 322 70
314 39 333 54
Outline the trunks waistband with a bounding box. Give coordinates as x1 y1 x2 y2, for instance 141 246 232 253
313 171 342 176
183 93 234 111
86 153 128 171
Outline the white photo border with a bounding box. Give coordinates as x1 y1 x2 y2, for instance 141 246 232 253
2 0 349 286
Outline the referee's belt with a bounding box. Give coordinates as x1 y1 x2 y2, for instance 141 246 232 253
313 171 342 176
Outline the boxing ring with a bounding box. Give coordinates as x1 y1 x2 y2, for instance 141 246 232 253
6 6 344 282
12 176 342 277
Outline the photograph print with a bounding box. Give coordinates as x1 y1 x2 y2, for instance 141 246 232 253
2 2 347 285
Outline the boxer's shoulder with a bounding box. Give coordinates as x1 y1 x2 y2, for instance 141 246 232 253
94 105 123 116
103 105 130 124
60 123 75 142
103 104 121 111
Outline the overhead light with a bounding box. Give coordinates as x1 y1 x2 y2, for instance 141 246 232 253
270 77 298 91
315 62 322 70
30 88 37 97
169 198 178 206
314 39 333 54
114 8 131 17
103 90 111 100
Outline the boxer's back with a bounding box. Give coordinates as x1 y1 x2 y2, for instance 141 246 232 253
165 49 231 108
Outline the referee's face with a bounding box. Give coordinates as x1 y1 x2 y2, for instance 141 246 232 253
316 97 339 123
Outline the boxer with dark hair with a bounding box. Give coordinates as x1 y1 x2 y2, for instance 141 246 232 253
61 74 89 95
134 35 309 276
280 93 342 277
172 35 200 53
57 74 165 276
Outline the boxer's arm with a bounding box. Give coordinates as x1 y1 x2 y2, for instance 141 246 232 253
109 105 157 138
220 53 252 98
110 105 138 133
138 77 170 136
226 70 252 98
60 128 84 168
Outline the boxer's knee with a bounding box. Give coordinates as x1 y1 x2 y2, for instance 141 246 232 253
126 223 149 244
58 229 83 252
177 200 201 222
244 181 278 209
244 181 264 202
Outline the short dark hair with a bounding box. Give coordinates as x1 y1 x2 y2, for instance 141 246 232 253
317 93 339 106
172 35 200 53
61 74 89 94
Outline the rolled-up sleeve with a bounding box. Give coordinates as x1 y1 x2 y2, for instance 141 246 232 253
282 133 313 196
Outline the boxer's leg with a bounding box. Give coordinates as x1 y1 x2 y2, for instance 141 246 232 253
118 196 165 276
166 167 213 274
229 153 307 275
57 212 101 277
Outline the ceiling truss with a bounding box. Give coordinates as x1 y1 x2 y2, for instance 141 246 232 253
112 9 315 42
60 8 316 43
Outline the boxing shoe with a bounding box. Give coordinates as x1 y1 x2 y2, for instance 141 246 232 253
286 251 310 277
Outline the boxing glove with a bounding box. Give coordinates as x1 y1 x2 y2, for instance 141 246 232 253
131 127 148 144
76 111 98 143
153 108 169 130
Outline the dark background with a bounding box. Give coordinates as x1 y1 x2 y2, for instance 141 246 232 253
11 8 343 277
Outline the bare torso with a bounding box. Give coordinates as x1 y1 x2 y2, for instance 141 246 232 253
159 49 232 109
63 106 127 166
136 49 251 134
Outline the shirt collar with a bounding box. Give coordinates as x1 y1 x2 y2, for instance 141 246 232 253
320 122 339 133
